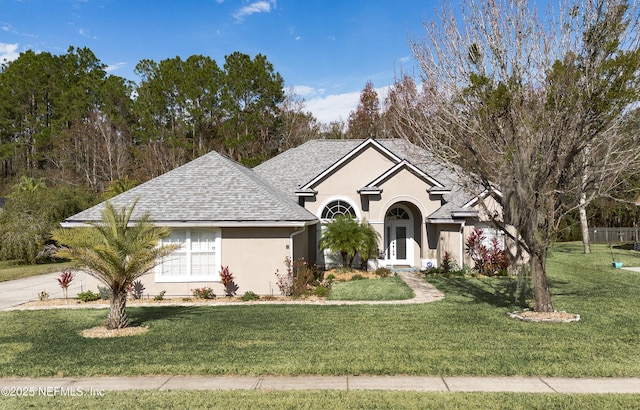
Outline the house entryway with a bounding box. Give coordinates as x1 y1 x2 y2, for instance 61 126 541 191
384 205 414 267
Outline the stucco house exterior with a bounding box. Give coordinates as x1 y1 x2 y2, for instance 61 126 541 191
62 138 504 296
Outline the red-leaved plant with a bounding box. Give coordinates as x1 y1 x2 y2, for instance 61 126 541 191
57 270 74 299
465 227 510 276
219 266 239 296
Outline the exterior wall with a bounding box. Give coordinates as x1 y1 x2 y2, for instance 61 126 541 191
305 147 396 219
144 226 303 297
303 146 446 269
435 223 464 267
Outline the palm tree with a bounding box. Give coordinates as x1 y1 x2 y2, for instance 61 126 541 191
319 215 380 269
52 200 179 329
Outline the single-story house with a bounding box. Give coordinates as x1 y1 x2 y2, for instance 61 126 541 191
62 138 504 296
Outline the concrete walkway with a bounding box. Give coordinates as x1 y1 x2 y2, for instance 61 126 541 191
1 375 640 394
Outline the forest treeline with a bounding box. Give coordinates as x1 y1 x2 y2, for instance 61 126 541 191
0 46 637 263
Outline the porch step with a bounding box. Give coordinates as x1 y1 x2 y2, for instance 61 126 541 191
387 265 417 273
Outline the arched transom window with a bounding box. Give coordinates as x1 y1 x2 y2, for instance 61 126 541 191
321 200 356 219
386 207 410 220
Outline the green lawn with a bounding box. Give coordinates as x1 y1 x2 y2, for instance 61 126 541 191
1 243 640 379
328 276 414 300
1 391 639 410
0 261 68 282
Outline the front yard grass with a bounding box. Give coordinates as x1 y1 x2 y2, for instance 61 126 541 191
328 276 414 300
1 243 640 379
2 391 640 410
0 260 68 282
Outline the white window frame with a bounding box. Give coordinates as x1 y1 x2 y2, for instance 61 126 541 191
155 228 221 282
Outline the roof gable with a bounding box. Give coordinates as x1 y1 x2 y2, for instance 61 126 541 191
64 150 317 226
299 138 401 190
363 160 446 191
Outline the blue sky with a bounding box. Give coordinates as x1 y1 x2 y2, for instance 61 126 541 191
0 0 438 123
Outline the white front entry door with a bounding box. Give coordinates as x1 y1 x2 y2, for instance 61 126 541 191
386 221 413 266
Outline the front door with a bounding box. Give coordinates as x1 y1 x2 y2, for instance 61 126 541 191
386 221 412 266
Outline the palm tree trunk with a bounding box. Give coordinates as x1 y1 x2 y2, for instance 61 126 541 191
105 289 128 329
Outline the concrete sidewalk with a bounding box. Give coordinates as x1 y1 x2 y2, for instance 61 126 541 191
1 375 640 394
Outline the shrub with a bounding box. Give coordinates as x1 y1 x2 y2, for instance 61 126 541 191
241 291 260 301
465 227 510 277
276 257 321 297
97 285 110 300
77 290 99 302
38 291 49 302
326 273 336 281
128 280 145 300
191 287 215 299
290 257 321 297
375 267 392 277
351 274 365 281
219 266 239 296
154 290 166 301
56 270 74 299
314 285 330 297
441 251 452 274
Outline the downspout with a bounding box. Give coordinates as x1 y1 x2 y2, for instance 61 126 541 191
459 220 466 267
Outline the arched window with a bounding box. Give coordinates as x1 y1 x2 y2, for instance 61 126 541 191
321 200 356 219
385 207 410 220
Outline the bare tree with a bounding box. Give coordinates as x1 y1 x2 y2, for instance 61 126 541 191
391 0 640 312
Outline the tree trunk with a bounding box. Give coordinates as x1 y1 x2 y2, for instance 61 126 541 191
105 289 128 329
579 192 591 254
530 251 554 312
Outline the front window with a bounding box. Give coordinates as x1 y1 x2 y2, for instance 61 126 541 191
157 228 220 282
321 200 356 219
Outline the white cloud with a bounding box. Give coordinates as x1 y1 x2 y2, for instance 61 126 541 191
304 91 361 124
233 0 275 22
0 42 19 62
105 62 127 72
293 85 316 96
2 25 10 32
300 85 392 124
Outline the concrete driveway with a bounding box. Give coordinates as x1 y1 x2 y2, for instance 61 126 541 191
0 271 102 311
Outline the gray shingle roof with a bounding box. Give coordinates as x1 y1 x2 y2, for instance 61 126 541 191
254 138 477 221
65 150 317 225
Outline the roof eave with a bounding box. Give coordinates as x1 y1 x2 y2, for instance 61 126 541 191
61 220 319 229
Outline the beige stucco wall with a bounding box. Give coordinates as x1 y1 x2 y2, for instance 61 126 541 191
142 226 306 297
303 146 448 268
304 147 396 219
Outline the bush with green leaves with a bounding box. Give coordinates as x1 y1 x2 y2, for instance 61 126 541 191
241 291 260 301
314 285 330 297
154 290 166 301
375 267 392 277
77 290 100 302
191 287 215 299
